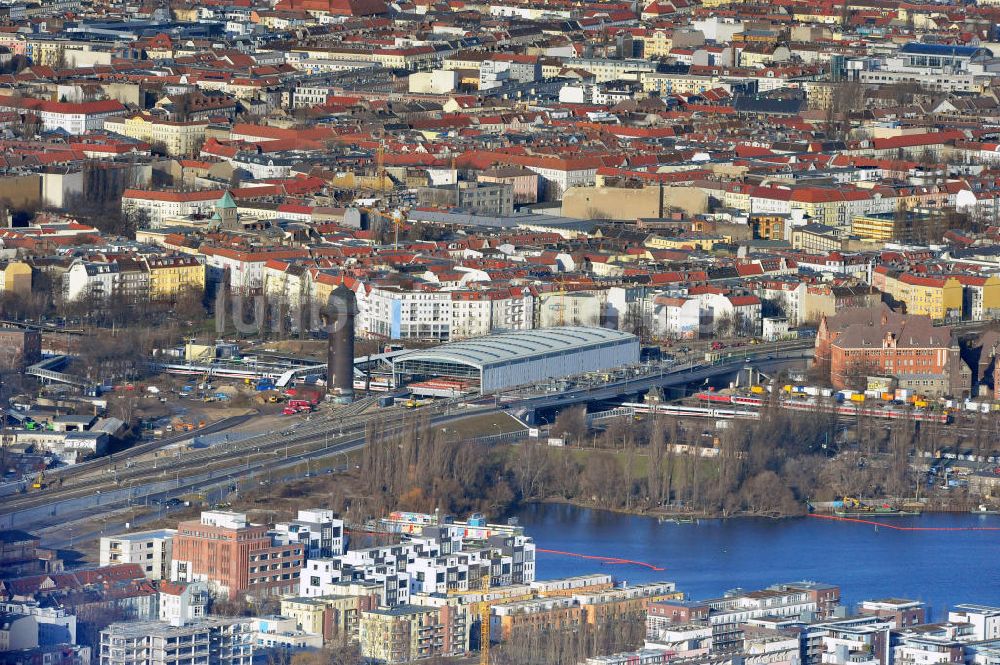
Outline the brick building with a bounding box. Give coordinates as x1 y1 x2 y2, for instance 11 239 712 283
170 511 304 600
816 304 967 397
0 328 41 371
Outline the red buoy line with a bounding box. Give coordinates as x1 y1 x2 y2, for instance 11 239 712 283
809 513 1000 531
537 548 666 571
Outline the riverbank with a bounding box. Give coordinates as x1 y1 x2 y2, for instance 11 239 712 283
513 503 1000 614
527 494 990 522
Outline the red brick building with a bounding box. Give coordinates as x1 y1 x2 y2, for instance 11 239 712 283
170 511 303 599
815 304 967 397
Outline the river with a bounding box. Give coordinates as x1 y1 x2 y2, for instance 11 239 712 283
512 503 1000 618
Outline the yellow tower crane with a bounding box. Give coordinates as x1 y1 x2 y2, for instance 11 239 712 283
477 571 492 665
375 141 388 196
447 567 493 664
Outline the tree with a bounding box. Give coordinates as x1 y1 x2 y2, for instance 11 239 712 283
551 405 587 443
621 301 651 342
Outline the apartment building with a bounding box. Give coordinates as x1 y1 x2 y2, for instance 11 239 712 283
146 256 205 300
0 328 41 371
530 574 614 598
571 58 657 82
797 615 893 665
859 599 927 629
358 604 460 664
650 586 817 651
949 605 1000 641
872 267 962 321
170 511 304 599
121 189 224 227
272 510 345 559
491 596 581 642
103 115 209 157
158 581 209 627
281 589 382 641
416 182 514 216
99 618 253 665
0 95 125 135
0 261 32 297
299 555 412 607
99 530 176 581
0 614 37 651
575 583 681 628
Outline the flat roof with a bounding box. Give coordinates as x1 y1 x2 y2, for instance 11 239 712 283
105 529 176 542
394 326 637 371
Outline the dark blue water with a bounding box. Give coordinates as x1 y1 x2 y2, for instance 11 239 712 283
514 504 1000 617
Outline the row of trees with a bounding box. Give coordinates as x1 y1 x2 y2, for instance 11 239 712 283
358 398 912 520
493 611 647 665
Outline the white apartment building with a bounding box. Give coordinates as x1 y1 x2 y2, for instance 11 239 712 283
99 618 253 665
365 286 453 340
272 509 345 559
570 58 657 82
950 605 1000 641
121 189 223 227
0 97 127 135
100 529 176 580
62 261 120 302
158 581 209 627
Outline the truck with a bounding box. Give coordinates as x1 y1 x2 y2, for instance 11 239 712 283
287 399 314 412
711 341 725 350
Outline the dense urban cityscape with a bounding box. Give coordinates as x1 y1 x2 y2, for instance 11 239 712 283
1 0 1000 663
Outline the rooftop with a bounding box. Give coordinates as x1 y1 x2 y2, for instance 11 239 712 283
394 326 638 370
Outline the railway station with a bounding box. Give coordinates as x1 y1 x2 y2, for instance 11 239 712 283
391 326 640 395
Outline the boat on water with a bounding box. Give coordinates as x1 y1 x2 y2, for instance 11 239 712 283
834 509 921 517
971 505 1000 515
658 516 699 524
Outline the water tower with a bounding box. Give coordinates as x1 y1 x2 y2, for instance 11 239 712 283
325 283 358 403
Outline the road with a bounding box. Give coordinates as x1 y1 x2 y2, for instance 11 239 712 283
0 398 490 532
4 343 814 533
0 413 257 498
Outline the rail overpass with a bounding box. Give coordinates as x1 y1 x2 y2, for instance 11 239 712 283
504 346 814 424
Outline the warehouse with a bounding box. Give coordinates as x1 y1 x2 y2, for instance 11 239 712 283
392 326 640 394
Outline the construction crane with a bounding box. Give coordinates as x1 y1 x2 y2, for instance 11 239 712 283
375 141 389 197
364 206 408 251
476 571 492 665
445 567 493 664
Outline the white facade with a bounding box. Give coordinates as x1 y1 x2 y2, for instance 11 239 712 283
62 261 119 302
122 192 220 227
159 581 209 627
365 287 453 340
99 618 253 665
41 171 85 209
538 291 602 328
653 297 701 339
950 605 1000 641
272 509 345 559
100 529 176 580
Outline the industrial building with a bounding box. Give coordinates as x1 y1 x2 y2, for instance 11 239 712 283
392 326 639 394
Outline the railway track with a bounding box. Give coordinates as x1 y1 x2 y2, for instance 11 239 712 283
1 397 480 518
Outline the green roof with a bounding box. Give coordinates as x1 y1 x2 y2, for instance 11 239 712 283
217 191 237 209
